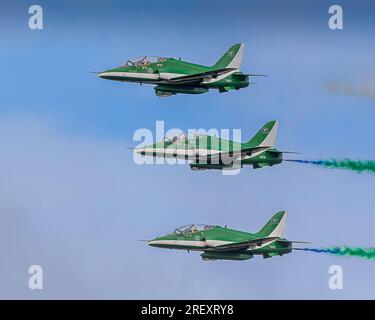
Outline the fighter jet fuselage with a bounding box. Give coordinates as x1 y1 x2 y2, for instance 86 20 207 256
148 211 305 261
135 121 292 171
98 44 253 96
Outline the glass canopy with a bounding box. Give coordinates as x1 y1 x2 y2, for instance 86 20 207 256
172 224 213 235
161 132 217 146
163 133 187 144
123 56 167 67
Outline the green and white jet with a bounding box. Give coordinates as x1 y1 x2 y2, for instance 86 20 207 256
98 43 257 96
148 211 307 261
135 120 295 171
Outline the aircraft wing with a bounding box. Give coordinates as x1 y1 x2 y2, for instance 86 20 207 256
210 237 280 251
195 146 270 163
202 147 300 164
240 73 269 77
267 149 301 154
167 68 237 84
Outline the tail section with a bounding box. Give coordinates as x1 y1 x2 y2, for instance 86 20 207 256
213 43 244 70
245 120 278 148
257 211 287 238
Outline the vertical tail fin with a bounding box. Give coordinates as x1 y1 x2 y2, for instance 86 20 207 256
213 43 244 69
257 211 287 238
244 120 278 148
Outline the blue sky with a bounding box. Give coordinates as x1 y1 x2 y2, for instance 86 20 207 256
1 0 375 299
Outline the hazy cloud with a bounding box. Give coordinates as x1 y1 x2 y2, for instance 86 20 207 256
327 83 375 100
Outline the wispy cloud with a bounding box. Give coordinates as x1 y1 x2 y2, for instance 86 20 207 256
327 83 375 100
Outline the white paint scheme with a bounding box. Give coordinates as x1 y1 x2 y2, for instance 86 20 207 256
99 71 159 80
135 146 270 162
205 240 232 247
135 147 222 159
98 70 238 84
99 68 238 85
159 72 188 80
148 238 279 251
268 211 287 238
148 239 232 248
222 148 266 162
227 43 244 69
259 121 278 147
98 71 184 81
246 238 278 250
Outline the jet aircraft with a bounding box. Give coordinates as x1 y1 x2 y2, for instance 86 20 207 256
98 43 260 96
135 120 296 171
148 211 307 261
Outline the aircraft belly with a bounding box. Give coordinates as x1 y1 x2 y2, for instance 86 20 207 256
148 239 206 250
149 239 233 250
159 148 195 159
140 148 221 161
99 71 160 81
141 147 223 160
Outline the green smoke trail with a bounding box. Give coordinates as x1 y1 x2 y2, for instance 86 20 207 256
286 159 375 174
295 246 375 260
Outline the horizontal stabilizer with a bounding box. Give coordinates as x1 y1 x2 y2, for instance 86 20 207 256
278 240 311 244
242 74 269 77
267 150 301 154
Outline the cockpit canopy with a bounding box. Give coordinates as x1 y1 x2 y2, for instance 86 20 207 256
123 56 167 67
162 133 187 144
161 132 213 144
172 224 213 235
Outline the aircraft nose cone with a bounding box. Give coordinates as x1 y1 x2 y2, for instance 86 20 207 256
98 71 113 79
148 240 157 247
135 148 145 155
